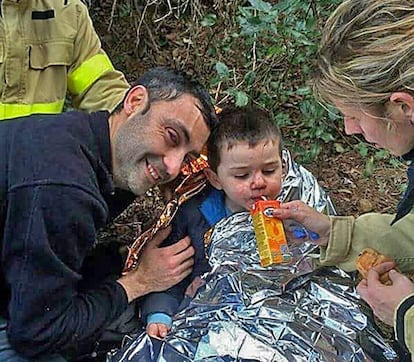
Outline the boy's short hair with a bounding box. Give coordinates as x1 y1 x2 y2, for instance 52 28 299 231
207 106 283 172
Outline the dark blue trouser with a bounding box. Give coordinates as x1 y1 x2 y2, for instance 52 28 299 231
0 317 66 362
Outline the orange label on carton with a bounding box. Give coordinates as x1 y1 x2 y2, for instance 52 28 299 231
250 200 291 267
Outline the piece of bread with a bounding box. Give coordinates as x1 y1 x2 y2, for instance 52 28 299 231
356 248 396 285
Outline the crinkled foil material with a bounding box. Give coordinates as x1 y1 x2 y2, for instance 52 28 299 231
108 149 397 361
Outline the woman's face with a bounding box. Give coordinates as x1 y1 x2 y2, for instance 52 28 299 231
334 101 414 156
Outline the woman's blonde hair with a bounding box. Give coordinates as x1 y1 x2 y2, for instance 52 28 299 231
313 0 414 108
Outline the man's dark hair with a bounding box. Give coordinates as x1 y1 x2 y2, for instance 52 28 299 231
113 67 218 130
207 106 283 172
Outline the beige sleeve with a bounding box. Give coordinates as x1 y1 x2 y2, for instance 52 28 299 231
67 0 129 112
319 212 414 272
402 304 414 357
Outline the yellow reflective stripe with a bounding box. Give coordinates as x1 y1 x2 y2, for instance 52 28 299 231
0 100 65 120
67 54 114 96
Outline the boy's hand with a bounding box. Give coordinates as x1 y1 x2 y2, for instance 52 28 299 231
147 322 171 339
270 200 330 247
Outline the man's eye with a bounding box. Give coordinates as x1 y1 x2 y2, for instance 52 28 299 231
166 128 179 145
263 169 276 175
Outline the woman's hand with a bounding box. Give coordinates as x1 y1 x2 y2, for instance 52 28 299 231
357 262 414 325
271 200 330 247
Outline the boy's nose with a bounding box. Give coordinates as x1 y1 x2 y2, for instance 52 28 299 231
251 173 266 188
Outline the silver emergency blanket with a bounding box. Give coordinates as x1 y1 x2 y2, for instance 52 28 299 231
108 149 398 361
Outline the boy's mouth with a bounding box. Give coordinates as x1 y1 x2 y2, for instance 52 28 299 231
252 195 267 202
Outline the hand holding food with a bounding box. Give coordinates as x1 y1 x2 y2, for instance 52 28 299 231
356 248 397 285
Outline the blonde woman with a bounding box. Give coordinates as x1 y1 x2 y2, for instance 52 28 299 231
272 0 414 357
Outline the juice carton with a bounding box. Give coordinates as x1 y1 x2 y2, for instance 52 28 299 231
250 199 292 267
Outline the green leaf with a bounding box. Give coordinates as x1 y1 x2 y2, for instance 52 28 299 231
320 132 335 142
334 143 346 153
248 0 272 12
296 86 311 96
309 143 321 159
267 45 283 56
215 62 230 79
375 149 389 160
357 143 369 157
235 91 249 106
363 157 375 177
201 13 217 27
244 71 256 85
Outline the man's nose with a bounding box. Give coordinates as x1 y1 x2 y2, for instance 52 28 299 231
164 151 186 178
344 117 361 135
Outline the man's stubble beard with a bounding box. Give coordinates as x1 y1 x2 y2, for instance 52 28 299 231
113 114 152 195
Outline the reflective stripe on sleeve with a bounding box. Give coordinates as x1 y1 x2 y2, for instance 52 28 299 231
67 53 115 96
0 100 65 120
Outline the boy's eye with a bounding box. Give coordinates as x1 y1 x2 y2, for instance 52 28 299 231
234 174 249 179
166 128 179 146
263 169 276 175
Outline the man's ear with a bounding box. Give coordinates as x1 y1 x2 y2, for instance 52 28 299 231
204 168 222 190
389 92 414 123
123 85 149 116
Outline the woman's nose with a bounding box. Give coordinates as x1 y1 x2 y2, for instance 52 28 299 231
344 117 361 135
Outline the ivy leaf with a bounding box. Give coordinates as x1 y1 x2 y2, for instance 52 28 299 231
296 86 311 96
248 0 272 12
215 62 230 79
201 14 217 27
244 71 256 85
235 91 249 106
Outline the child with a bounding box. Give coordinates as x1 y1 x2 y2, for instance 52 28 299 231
141 106 284 339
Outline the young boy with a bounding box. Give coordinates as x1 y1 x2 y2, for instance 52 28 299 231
141 106 284 339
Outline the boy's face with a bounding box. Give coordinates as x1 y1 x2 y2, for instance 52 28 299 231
207 139 283 213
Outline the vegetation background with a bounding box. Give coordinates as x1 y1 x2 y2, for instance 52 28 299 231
88 0 407 220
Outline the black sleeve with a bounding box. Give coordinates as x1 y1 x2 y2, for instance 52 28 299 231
3 185 128 357
395 294 414 354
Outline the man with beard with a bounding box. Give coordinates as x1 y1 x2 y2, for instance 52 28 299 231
0 67 217 361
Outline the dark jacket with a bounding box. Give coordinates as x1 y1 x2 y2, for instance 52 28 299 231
141 186 229 322
394 149 414 223
0 111 133 357
395 149 414 357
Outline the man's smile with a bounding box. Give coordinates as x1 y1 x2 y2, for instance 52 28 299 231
146 159 161 182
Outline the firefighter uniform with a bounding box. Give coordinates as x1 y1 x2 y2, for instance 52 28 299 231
0 0 130 120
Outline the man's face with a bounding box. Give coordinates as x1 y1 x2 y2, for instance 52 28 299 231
112 94 209 195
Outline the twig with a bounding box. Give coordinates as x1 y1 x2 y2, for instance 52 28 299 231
108 0 118 32
154 0 172 23
135 1 152 49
